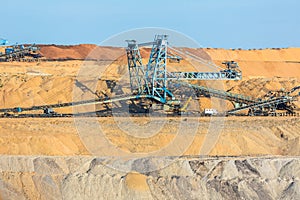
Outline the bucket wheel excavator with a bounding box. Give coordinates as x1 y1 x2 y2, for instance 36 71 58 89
0 35 298 117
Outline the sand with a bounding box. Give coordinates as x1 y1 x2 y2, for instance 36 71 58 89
0 156 298 199
0 117 298 156
0 46 299 157
39 44 124 60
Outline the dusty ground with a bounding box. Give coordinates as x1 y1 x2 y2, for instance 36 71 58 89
0 46 299 199
0 117 299 157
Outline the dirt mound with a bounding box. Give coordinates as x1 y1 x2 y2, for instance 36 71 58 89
0 117 299 156
125 172 149 191
227 77 300 97
205 48 300 78
39 44 124 60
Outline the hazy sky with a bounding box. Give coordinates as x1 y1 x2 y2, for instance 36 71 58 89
1 0 299 48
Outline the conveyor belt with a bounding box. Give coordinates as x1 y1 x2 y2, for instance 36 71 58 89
176 82 256 105
227 96 295 114
0 94 164 114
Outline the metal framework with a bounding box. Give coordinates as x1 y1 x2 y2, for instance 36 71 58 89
227 96 294 115
126 40 149 95
125 35 243 104
126 35 186 103
168 71 240 80
168 47 242 81
177 82 255 107
146 35 174 102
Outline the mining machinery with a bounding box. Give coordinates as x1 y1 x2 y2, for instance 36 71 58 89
125 35 244 113
0 34 299 117
0 43 42 62
126 35 299 116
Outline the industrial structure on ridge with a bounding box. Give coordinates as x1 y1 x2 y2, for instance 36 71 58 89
0 38 41 62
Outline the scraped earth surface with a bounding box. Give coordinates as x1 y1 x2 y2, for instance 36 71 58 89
0 45 299 199
0 156 299 199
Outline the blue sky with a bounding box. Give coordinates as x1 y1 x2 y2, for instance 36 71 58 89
1 0 299 48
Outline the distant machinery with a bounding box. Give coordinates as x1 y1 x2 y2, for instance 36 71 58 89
0 39 42 62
